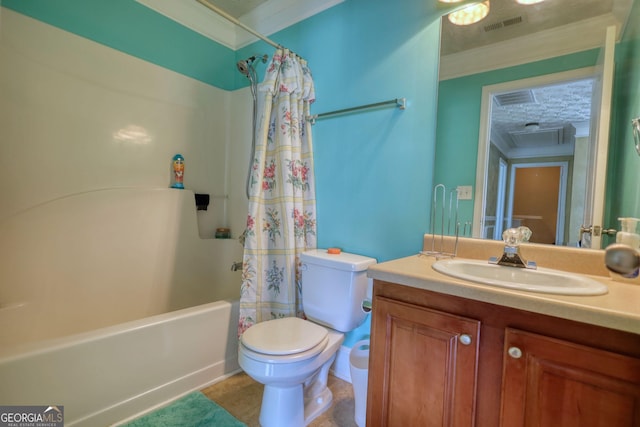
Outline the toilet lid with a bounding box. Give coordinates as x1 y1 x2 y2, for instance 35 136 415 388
241 317 328 356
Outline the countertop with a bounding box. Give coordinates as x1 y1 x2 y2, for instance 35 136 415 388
367 251 640 335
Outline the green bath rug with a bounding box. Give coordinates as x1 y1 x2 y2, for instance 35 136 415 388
122 391 247 427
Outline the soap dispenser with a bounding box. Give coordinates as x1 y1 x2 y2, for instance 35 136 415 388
616 218 640 249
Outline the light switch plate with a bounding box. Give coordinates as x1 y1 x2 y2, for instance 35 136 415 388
457 185 473 200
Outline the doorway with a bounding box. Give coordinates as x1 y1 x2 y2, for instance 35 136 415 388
507 162 568 245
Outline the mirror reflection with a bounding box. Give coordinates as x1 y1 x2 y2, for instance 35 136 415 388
482 71 599 247
436 0 637 249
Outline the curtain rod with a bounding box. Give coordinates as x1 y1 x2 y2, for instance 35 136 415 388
196 0 281 49
308 98 406 125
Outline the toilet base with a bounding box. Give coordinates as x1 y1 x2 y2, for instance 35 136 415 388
304 386 333 425
258 384 334 427
260 384 304 427
257 353 337 427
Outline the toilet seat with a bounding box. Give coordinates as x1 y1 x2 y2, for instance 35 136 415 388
240 317 329 363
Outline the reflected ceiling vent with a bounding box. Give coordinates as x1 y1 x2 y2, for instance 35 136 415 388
494 89 536 106
503 16 523 27
484 16 523 32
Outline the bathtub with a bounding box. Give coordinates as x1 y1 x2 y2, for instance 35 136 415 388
0 188 244 426
0 299 240 426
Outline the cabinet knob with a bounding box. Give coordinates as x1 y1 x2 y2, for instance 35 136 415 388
508 346 523 359
459 334 472 345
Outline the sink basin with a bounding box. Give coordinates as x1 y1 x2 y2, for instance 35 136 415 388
432 258 608 296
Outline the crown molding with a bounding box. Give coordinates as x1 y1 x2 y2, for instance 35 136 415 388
136 0 237 49
136 0 343 51
439 13 622 81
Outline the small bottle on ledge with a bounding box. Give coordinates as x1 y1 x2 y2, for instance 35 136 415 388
170 154 185 189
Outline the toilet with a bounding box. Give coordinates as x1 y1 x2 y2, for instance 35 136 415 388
238 249 376 427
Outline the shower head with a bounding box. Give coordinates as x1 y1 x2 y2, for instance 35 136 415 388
236 54 268 76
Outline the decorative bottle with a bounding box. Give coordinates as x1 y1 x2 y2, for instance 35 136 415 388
171 154 185 189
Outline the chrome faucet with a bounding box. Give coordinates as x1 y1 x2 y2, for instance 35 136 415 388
231 261 243 271
489 226 536 269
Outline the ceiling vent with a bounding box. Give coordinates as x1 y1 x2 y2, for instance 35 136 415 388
484 21 503 32
503 16 523 27
494 89 536 107
484 15 523 32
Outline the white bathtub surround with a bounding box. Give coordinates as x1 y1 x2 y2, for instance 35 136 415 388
0 188 244 426
0 188 241 348
0 8 263 426
0 8 251 239
0 300 240 427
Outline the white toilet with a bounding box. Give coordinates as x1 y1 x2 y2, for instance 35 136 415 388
238 249 376 427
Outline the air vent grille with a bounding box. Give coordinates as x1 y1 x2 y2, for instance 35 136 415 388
484 15 523 32
503 16 523 27
494 90 536 107
484 22 503 32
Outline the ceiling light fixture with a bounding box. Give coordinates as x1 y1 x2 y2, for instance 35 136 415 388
516 0 545 4
447 1 490 26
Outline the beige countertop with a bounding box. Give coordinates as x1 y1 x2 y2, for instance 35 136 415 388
367 237 640 335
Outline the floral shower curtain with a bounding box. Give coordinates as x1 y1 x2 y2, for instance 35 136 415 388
238 49 317 335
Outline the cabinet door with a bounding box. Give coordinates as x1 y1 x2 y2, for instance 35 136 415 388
368 296 480 427
501 328 640 427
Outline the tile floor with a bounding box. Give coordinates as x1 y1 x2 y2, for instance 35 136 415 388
202 372 358 427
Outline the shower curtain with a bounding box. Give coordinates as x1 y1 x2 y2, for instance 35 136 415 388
239 49 317 335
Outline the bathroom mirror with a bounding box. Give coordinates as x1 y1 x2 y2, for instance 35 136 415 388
437 0 636 248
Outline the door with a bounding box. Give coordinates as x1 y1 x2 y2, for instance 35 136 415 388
582 25 616 248
368 296 480 427
500 328 640 427
508 163 567 245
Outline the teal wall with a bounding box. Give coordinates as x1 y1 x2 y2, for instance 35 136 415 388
262 0 444 263
434 50 600 227
607 0 640 225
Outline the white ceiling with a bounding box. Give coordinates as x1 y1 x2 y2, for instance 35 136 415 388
203 0 269 18
491 77 595 151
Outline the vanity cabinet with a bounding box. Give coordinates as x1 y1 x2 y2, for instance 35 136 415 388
501 328 640 426
367 280 640 427
368 296 480 426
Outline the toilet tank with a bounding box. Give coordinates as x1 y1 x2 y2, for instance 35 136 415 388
300 249 377 332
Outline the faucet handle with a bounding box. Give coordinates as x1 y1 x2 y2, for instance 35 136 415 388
518 226 532 242
502 226 532 246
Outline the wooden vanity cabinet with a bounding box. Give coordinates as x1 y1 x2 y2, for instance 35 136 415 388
367 280 640 427
368 296 480 427
501 328 640 427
